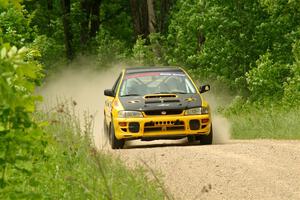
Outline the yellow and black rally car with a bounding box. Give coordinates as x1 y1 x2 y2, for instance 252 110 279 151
103 67 212 149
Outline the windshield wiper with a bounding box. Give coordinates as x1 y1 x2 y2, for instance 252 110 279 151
120 94 141 97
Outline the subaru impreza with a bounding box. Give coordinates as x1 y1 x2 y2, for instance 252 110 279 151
103 67 212 149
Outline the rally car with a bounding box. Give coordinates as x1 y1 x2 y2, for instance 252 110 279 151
103 67 212 149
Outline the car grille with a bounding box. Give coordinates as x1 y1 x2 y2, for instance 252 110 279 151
144 109 183 116
144 120 185 133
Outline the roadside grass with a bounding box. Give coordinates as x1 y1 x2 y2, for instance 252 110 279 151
20 102 165 199
225 105 300 139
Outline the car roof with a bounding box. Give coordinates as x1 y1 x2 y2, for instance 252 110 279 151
125 66 183 74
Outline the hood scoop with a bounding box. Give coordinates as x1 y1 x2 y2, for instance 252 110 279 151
145 99 180 104
144 94 177 99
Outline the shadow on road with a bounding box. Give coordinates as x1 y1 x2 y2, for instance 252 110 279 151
124 139 209 149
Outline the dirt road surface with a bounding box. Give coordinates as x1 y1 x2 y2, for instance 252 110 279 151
113 139 300 200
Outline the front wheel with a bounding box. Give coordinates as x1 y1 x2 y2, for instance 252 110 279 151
198 126 213 145
187 135 196 144
109 121 125 149
103 118 109 137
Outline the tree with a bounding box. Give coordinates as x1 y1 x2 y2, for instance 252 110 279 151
130 0 159 38
130 0 147 37
159 0 174 33
80 0 102 45
90 0 101 37
60 0 73 60
147 0 156 33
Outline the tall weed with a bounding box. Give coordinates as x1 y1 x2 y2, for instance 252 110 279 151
35 101 165 199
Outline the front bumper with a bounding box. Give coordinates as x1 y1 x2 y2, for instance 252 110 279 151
113 114 211 140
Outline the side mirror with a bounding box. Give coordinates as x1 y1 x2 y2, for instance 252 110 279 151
199 84 210 93
104 89 115 97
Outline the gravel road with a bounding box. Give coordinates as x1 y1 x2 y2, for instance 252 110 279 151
112 139 300 200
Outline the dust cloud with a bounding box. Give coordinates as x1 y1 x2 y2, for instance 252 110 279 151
39 67 121 149
201 85 232 144
212 115 231 144
39 64 231 148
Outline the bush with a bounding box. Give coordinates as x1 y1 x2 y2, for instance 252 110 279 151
31 35 65 67
0 5 36 47
283 41 300 107
246 52 290 102
0 43 45 194
132 36 154 65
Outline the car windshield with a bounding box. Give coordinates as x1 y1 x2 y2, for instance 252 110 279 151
119 72 197 96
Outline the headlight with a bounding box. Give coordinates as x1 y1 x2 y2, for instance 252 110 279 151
185 107 209 115
118 111 143 118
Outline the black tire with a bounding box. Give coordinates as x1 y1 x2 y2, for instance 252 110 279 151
109 121 125 149
199 126 213 145
103 118 108 137
187 135 196 143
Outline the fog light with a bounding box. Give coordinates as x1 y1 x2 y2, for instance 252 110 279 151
119 122 127 127
201 118 209 123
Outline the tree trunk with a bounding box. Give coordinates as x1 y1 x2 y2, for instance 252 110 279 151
140 0 149 37
130 0 150 38
47 0 53 33
61 0 73 60
160 0 168 33
160 0 173 33
80 0 91 44
47 0 53 10
147 0 156 33
130 0 142 36
90 0 101 38
197 31 205 51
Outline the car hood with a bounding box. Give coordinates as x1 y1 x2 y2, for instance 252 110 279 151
118 93 202 111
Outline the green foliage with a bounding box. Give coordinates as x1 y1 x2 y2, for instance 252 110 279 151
0 43 45 192
3 0 297 106
96 29 130 67
166 0 266 81
31 35 66 70
132 33 165 66
100 0 134 43
165 0 300 103
132 36 155 65
246 52 290 101
0 4 36 47
283 41 300 106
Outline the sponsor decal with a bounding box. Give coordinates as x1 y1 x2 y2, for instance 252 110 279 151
125 72 160 79
158 104 170 107
125 72 185 79
160 72 185 76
